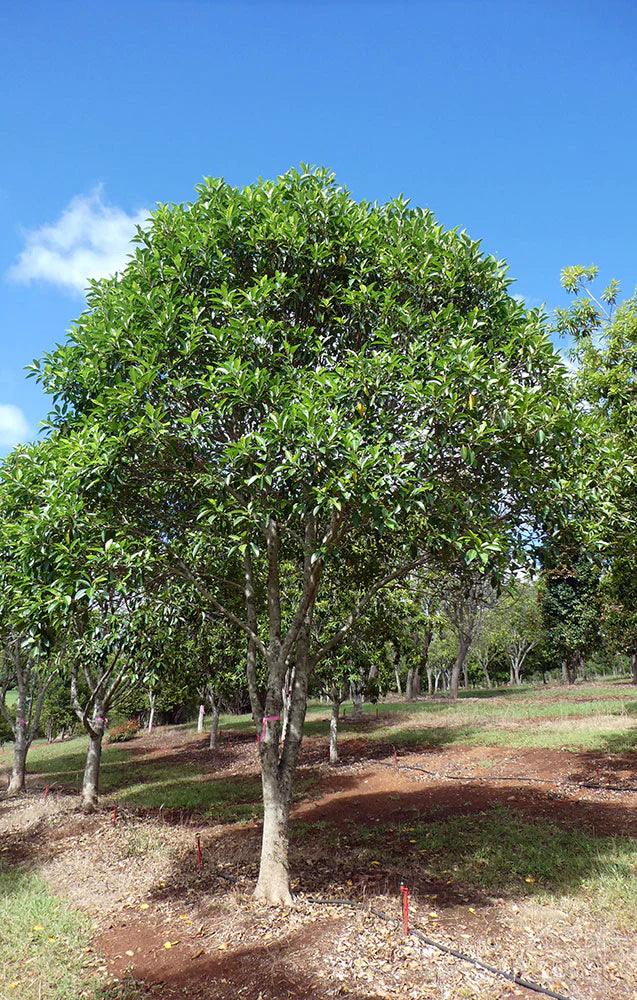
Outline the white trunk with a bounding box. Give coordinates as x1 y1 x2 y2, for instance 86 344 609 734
394 666 402 695
197 703 205 733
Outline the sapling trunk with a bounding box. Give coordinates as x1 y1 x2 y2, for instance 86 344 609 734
197 703 205 733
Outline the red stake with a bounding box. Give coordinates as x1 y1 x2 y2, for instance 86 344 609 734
196 834 203 868
111 806 118 827
400 883 410 935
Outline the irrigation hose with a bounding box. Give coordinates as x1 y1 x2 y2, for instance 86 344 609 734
306 897 576 1000
377 758 637 795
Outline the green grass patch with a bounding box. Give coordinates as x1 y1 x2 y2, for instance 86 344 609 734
409 806 637 928
0 864 139 999
295 806 637 929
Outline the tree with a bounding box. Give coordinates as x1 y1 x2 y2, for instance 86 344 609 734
556 265 637 681
33 167 574 903
539 540 600 684
493 580 542 685
0 442 73 793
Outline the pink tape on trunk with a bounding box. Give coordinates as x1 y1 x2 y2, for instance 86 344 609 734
257 715 280 743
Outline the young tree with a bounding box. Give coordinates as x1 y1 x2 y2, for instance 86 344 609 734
33 167 574 902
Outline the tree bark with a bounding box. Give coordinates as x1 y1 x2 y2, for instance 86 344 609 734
426 668 434 696
255 760 293 905
350 682 364 719
209 702 221 749
81 721 105 813
562 659 576 685
405 668 414 701
197 703 205 733
7 726 28 795
632 650 637 685
147 690 156 733
329 698 340 764
394 665 402 695
450 635 471 700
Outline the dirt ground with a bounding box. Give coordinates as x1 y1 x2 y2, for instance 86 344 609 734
1 724 636 1000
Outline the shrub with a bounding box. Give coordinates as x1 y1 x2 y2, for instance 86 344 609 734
107 719 139 743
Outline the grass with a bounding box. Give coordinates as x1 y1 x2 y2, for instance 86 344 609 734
1 680 634 812
0 864 142 999
294 805 637 930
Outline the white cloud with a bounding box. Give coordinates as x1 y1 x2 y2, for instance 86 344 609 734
0 404 29 448
7 188 148 295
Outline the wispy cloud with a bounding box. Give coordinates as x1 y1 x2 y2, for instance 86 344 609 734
0 404 29 448
7 187 148 295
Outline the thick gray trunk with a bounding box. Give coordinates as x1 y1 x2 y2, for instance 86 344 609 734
197 703 205 733
81 727 104 812
254 765 293 905
209 703 221 749
329 700 340 764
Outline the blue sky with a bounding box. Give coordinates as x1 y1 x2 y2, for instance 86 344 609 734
2 0 636 450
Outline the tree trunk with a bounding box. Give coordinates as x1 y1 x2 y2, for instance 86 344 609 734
329 699 340 764
254 761 293 905
147 691 156 733
7 727 28 795
450 635 471 700
394 665 402 695
209 702 221 749
562 659 576 685
632 650 637 685
427 668 434 696
350 681 364 719
197 703 205 733
405 668 414 701
462 661 469 690
81 724 104 813
413 668 421 697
